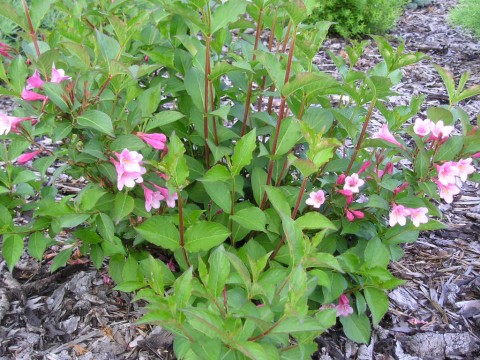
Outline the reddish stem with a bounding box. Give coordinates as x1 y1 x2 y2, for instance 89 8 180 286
204 35 212 168
177 192 190 267
21 0 41 58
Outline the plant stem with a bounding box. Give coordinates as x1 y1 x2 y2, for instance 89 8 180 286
345 97 377 176
257 8 277 112
209 80 219 145
204 34 212 168
248 318 283 342
177 192 190 267
21 0 41 59
230 176 236 246
241 7 264 136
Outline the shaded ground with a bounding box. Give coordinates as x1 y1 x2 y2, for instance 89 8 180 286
1 0 479 359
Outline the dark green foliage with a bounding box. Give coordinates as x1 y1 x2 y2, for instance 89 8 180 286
308 0 408 39
449 0 480 39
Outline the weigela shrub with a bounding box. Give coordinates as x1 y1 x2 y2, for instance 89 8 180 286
0 0 479 358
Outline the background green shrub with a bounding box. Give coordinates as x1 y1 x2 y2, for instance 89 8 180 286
308 0 408 39
449 0 480 39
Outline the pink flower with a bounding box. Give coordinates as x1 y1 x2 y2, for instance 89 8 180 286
26 70 44 90
430 121 453 140
408 207 429 227
472 152 480 159
346 209 355 222
436 181 460 204
21 88 47 101
345 209 364 222
136 132 167 150
343 173 364 193
436 162 459 185
374 124 403 148
0 113 14 134
153 185 178 208
111 149 146 191
0 42 13 58
337 189 353 205
455 158 475 182
50 63 71 83
357 161 371 175
413 118 431 137
389 204 410 227
335 294 353 317
306 190 326 208
393 182 409 196
141 184 163 211
16 149 42 164
336 174 346 185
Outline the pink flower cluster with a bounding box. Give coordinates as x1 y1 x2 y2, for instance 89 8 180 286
389 204 429 227
320 294 353 317
0 113 37 135
21 63 71 102
435 159 474 203
141 184 178 211
413 118 454 141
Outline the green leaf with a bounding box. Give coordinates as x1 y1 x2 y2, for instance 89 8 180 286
231 129 256 176
295 212 337 230
265 186 291 216
433 64 455 103
280 213 304 266
9 56 28 93
135 216 180 251
235 341 268 360
207 246 230 296
110 134 146 152
211 0 247 34
364 288 389 326
273 118 301 157
426 106 453 124
273 316 329 334
339 313 371 344
434 136 464 162
29 0 55 30
203 181 231 213
113 192 134 223
415 148 429 180
175 267 193 309
2 234 23 272
455 85 480 104
114 281 146 292
146 111 185 131
201 164 231 182
164 134 189 187
138 85 162 117
77 110 115 137
96 30 121 61
50 248 74 273
97 213 115 242
56 214 90 228
184 67 205 111
384 227 419 244
184 221 230 252
231 207 266 232
43 82 70 112
251 167 267 206
28 232 49 261
364 237 390 268
282 72 337 97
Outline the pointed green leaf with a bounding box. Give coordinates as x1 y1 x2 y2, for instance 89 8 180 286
77 110 115 137
203 181 231 213
2 234 23 272
295 212 337 230
113 192 134 222
207 246 230 296
364 288 389 326
231 129 257 175
135 216 180 251
339 313 371 344
184 221 230 252
231 207 266 232
211 0 247 34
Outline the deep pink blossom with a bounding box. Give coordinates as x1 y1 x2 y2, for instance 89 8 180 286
455 158 475 182
436 162 459 185
413 118 432 137
21 88 46 101
374 124 403 148
26 69 44 90
436 181 460 204
408 207 429 227
335 294 353 317
358 161 371 175
350 209 364 219
345 209 355 222
430 121 453 140
141 184 163 211
336 174 346 185
50 63 71 83
389 204 410 227
16 149 42 164
472 152 480 159
136 132 167 150
0 42 13 58
306 190 326 208
343 173 364 193
393 182 409 196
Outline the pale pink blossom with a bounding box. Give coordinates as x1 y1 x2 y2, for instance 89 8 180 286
436 162 459 185
16 149 42 164
408 207 429 227
21 88 47 101
389 204 410 227
436 181 460 204
374 124 403 148
335 294 353 317
305 190 326 208
455 158 475 182
116 149 144 173
343 173 364 193
0 42 13 59
50 63 71 83
136 132 167 150
141 184 163 211
26 69 44 90
111 149 146 191
153 185 178 208
413 118 432 137
430 121 453 140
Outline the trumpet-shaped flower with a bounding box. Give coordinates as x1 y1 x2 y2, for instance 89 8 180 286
50 63 72 83
430 121 453 140
389 204 410 227
136 132 167 150
436 181 460 204
343 173 364 193
0 114 36 135
111 149 146 191
335 294 353 317
436 162 459 185
21 88 46 101
116 149 144 173
306 190 326 208
455 158 475 182
141 185 163 211
413 118 432 137
16 149 42 164
153 185 178 208
26 70 44 90
374 124 403 148
408 207 429 227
